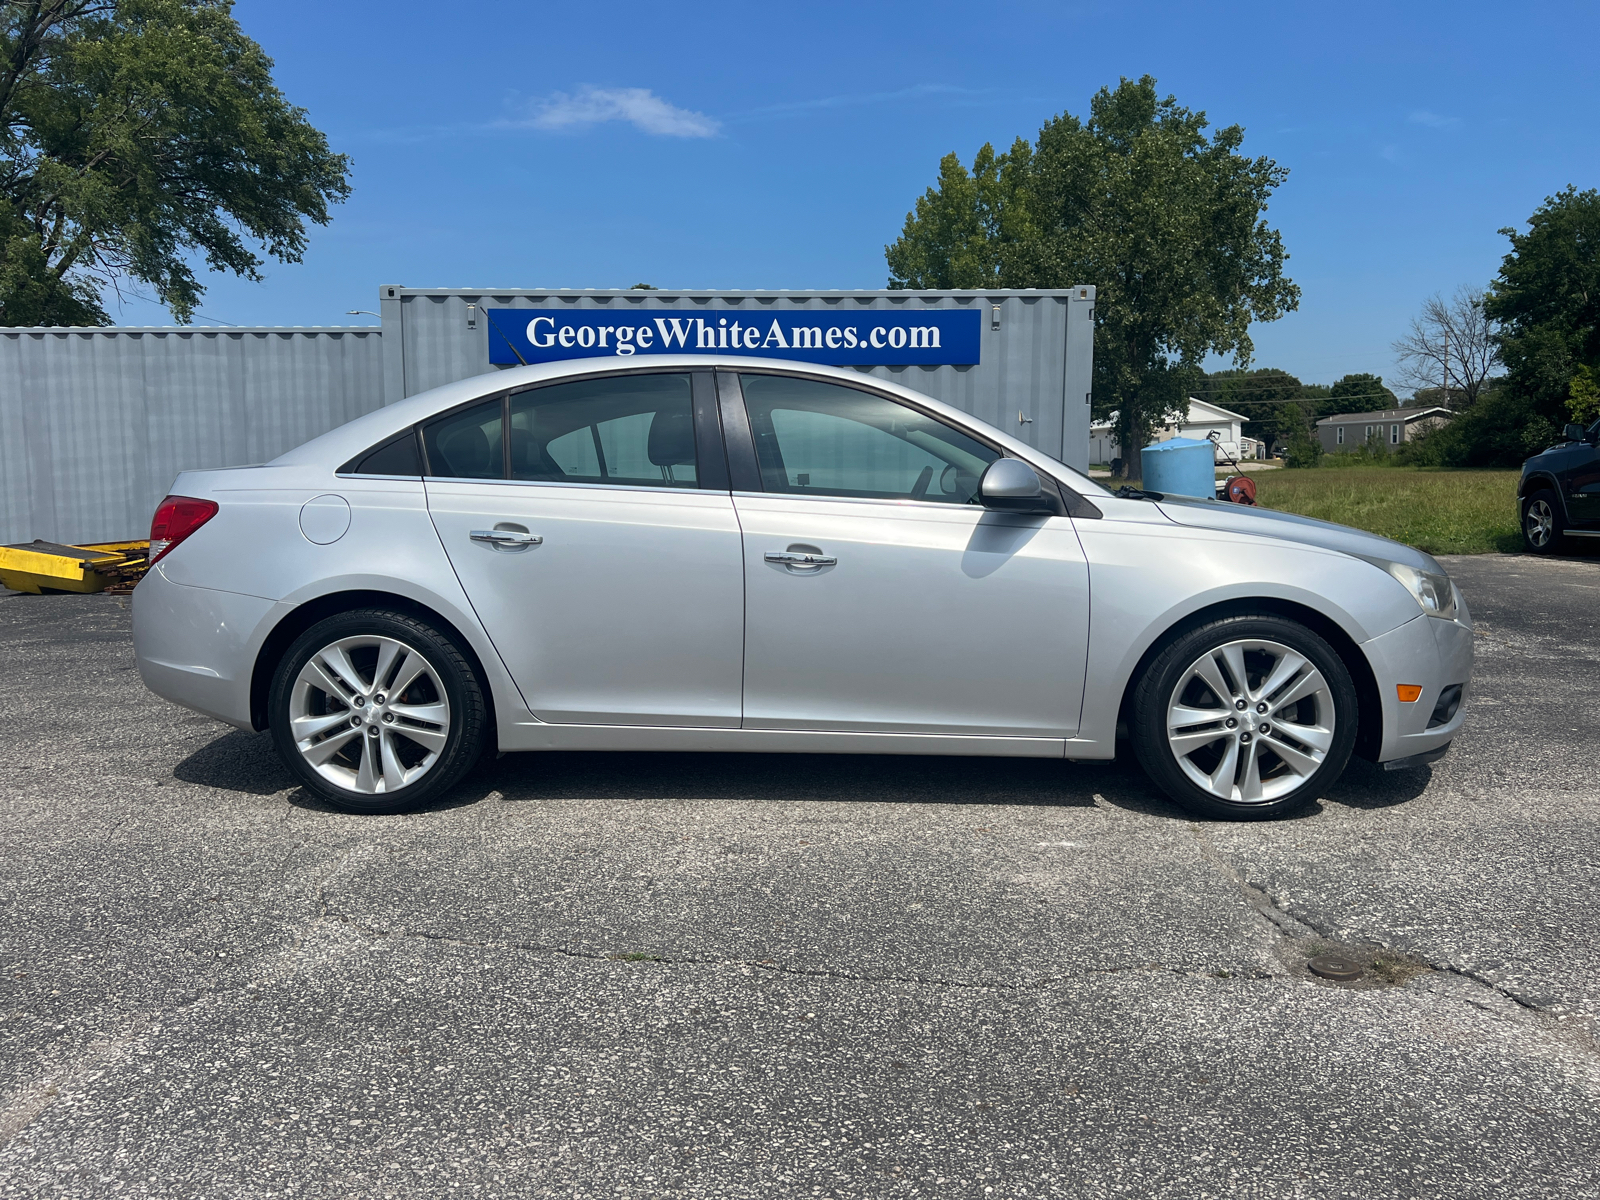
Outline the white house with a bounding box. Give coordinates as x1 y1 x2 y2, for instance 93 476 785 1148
1089 398 1262 465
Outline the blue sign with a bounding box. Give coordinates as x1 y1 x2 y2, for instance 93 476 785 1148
485 307 981 367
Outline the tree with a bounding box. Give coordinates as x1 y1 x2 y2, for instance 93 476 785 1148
1571 364 1600 425
1326 373 1398 415
1391 285 1500 409
0 0 351 325
1484 186 1600 429
1198 367 1305 452
886 75 1299 478
1282 422 1321 469
883 142 1028 291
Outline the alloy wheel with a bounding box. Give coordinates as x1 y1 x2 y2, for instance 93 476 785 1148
288 635 451 794
1525 499 1554 548
1164 638 1336 804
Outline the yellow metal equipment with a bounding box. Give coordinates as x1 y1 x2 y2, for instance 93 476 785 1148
0 540 151 595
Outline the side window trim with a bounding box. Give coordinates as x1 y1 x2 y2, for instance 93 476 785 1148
691 371 731 491
715 370 762 492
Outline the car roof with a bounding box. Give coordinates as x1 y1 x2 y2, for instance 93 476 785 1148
269 354 1110 494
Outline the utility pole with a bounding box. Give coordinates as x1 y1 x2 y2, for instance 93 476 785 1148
1442 325 1450 410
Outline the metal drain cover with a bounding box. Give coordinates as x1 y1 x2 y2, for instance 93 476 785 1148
1308 955 1363 982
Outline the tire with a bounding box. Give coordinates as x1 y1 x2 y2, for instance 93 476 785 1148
1130 614 1359 821
1521 489 1565 554
268 608 488 814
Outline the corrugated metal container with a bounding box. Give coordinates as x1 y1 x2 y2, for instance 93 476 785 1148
0 327 383 544
377 287 1096 471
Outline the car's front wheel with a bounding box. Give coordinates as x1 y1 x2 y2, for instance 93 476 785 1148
268 609 488 814
1521 489 1564 554
1131 615 1359 820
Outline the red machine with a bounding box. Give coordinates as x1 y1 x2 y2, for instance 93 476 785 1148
1208 431 1258 505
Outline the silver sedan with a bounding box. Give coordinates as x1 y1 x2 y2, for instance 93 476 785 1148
132 357 1472 819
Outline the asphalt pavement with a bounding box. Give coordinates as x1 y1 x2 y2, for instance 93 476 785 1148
1 553 1597 1199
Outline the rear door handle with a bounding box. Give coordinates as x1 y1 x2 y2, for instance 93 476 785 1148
471 529 542 547
765 551 836 568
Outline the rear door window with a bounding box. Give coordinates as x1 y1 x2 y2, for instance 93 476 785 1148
509 374 697 488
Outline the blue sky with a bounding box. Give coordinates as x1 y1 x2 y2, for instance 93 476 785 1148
112 0 1600 389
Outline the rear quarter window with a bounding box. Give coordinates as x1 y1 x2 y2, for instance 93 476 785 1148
341 430 422 477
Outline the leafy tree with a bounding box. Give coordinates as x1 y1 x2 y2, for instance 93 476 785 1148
886 76 1299 478
884 141 1028 290
1199 367 1305 451
1485 186 1600 428
1402 388 1555 468
1570 364 1600 425
1282 422 1322 469
0 0 351 325
1326 373 1398 414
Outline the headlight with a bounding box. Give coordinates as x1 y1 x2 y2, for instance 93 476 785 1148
1358 556 1458 620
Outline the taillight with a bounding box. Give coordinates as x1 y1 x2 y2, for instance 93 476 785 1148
149 495 219 564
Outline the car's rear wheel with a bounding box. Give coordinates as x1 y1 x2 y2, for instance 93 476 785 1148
1131 615 1359 820
1521 489 1564 554
268 609 487 814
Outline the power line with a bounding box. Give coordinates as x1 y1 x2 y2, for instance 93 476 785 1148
1192 380 1392 393
1188 391 1415 404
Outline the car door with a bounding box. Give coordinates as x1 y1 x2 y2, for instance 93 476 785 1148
1567 421 1600 525
723 370 1091 738
423 370 745 727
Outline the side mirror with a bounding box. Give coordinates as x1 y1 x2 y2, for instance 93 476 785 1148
1563 422 1586 442
979 458 1052 512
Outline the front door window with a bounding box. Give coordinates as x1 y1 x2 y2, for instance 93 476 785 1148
739 374 998 504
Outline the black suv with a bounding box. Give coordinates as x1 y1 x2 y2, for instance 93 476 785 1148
1520 419 1600 552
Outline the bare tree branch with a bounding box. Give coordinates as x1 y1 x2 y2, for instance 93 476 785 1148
1392 284 1501 409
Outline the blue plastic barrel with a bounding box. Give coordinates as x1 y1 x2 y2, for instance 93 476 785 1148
1140 437 1215 498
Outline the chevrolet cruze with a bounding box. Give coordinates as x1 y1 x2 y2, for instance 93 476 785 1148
133 357 1472 819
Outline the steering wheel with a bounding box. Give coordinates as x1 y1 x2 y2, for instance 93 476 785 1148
910 465 934 501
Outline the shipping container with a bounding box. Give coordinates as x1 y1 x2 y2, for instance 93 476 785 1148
2 286 1095 547
377 287 1095 471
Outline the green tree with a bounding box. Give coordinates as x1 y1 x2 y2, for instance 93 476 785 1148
886 76 1299 478
1199 367 1305 451
1485 186 1600 428
0 0 351 325
1570 364 1600 425
1281 417 1322 468
1326 373 1398 416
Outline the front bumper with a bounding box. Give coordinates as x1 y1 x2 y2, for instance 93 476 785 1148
132 565 277 730
1360 602 1474 763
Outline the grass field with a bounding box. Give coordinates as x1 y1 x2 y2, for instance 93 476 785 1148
1246 466 1522 555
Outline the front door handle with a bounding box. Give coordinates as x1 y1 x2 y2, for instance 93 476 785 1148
471 529 542 547
765 550 836 568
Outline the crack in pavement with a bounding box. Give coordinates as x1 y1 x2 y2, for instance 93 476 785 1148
1185 822 1598 1054
311 903 1275 992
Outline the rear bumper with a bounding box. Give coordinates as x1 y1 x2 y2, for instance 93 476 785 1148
132 565 276 730
1360 602 1474 763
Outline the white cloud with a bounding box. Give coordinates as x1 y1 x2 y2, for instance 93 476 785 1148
523 87 720 138
1407 110 1459 129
